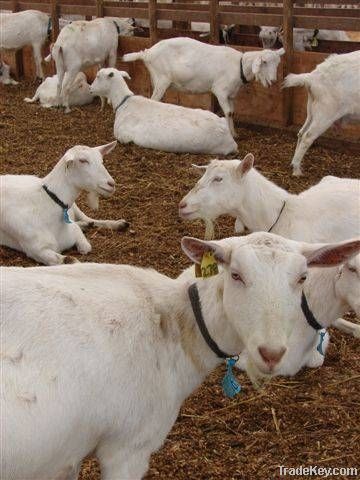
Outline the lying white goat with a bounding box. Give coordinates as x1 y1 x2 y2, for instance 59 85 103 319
0 60 18 85
260 26 349 51
0 10 51 79
90 68 238 155
122 37 285 136
2 232 359 479
179 154 360 242
0 142 128 265
24 72 94 108
49 17 134 113
283 51 360 176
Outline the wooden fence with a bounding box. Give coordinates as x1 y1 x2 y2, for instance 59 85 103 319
1 1 359 142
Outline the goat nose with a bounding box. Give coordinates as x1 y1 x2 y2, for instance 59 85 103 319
258 346 286 367
179 200 187 210
107 180 115 188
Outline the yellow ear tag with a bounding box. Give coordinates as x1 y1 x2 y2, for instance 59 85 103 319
311 37 318 47
200 252 219 278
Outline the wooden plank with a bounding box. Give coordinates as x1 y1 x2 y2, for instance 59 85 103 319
157 9 209 22
148 0 157 45
282 0 293 127
17 2 51 11
58 5 95 14
96 0 103 17
220 5 360 19
103 6 149 18
294 15 359 31
51 0 59 42
209 0 220 44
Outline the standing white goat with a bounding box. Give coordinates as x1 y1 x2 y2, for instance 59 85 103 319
283 51 360 176
0 60 18 85
2 232 359 479
0 142 128 265
24 72 94 108
122 37 285 136
90 68 238 155
0 10 51 79
49 17 134 113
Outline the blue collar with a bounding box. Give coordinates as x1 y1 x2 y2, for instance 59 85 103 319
47 18 52 38
114 94 133 113
113 20 120 35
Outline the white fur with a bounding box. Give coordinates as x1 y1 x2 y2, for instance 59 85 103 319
90 68 238 155
24 73 94 108
0 142 128 265
2 232 359 479
0 60 18 85
283 51 360 175
49 17 134 113
122 37 285 136
0 10 50 79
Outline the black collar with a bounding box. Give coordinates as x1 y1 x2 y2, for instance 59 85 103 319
42 185 69 210
301 291 323 331
240 57 249 84
47 18 52 39
113 20 120 35
188 284 323 359
188 283 236 359
268 201 286 233
114 94 133 113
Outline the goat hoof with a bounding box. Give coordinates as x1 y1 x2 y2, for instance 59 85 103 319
292 168 303 177
116 220 130 231
63 256 80 264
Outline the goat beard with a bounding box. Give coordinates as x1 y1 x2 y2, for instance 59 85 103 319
245 357 272 390
87 191 99 210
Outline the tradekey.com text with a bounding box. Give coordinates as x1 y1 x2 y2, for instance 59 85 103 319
279 465 358 477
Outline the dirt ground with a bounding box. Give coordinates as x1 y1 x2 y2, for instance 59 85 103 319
1 83 359 480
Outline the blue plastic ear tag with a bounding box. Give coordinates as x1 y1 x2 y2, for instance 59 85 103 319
222 357 241 398
316 330 326 356
63 208 72 224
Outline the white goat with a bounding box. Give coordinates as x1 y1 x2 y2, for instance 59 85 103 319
24 72 94 108
283 51 360 175
259 26 349 51
2 232 359 479
48 17 134 113
0 60 18 85
122 37 285 136
179 155 360 241
90 68 238 155
0 142 129 265
0 10 51 79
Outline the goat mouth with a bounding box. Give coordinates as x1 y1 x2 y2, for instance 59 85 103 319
179 210 198 219
98 186 115 195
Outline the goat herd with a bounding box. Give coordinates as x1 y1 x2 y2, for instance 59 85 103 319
1 8 360 480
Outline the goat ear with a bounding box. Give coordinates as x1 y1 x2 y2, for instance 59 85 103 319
120 71 131 80
252 57 262 75
277 47 285 56
181 237 230 265
95 140 118 156
191 164 208 171
302 239 360 268
236 153 254 178
63 151 76 166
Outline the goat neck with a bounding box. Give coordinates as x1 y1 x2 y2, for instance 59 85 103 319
42 159 81 207
237 169 290 232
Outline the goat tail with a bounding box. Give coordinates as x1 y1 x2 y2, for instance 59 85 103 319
44 53 52 62
283 73 312 89
122 50 146 63
24 92 40 103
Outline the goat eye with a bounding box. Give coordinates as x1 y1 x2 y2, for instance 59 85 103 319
298 274 307 284
79 159 89 164
212 176 223 183
231 272 244 283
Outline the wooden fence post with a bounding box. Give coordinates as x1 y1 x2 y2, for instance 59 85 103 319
282 0 294 126
209 0 220 44
51 0 60 43
148 0 158 45
96 0 104 18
